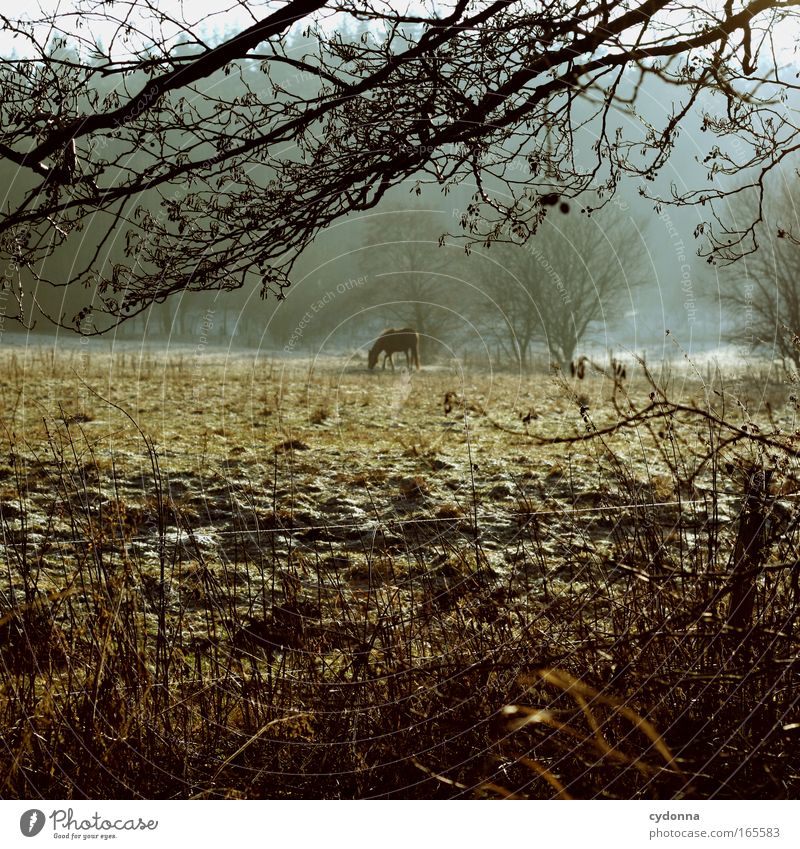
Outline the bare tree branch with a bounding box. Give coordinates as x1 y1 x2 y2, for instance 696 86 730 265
1 0 799 331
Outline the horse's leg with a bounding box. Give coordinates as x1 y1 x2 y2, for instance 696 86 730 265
388 353 395 371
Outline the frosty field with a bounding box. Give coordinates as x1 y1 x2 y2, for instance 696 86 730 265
1 344 798 799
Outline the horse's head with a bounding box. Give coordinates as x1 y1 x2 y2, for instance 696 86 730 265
367 345 379 369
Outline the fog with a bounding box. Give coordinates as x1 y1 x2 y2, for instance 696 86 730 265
2 23 794 375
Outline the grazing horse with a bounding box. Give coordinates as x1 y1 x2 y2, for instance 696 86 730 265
570 354 627 381
570 356 589 379
368 327 420 371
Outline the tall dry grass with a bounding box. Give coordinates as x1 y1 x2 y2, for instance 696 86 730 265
0 349 798 798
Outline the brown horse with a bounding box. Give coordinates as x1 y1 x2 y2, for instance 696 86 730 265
368 328 420 371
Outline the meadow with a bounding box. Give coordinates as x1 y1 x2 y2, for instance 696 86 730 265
1 343 798 799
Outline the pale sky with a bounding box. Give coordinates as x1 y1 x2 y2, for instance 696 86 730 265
3 1 799 65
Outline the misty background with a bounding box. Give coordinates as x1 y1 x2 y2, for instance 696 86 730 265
1 16 793 372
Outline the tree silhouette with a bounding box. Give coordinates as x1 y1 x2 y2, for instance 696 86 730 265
358 207 470 360
477 207 645 368
721 178 800 371
1 0 798 331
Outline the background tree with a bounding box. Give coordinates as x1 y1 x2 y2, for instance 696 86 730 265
473 206 646 368
358 206 474 361
721 175 800 371
1 1 799 332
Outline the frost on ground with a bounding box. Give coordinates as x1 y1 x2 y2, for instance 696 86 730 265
1 345 798 799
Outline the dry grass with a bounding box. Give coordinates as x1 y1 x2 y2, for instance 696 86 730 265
0 345 798 799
